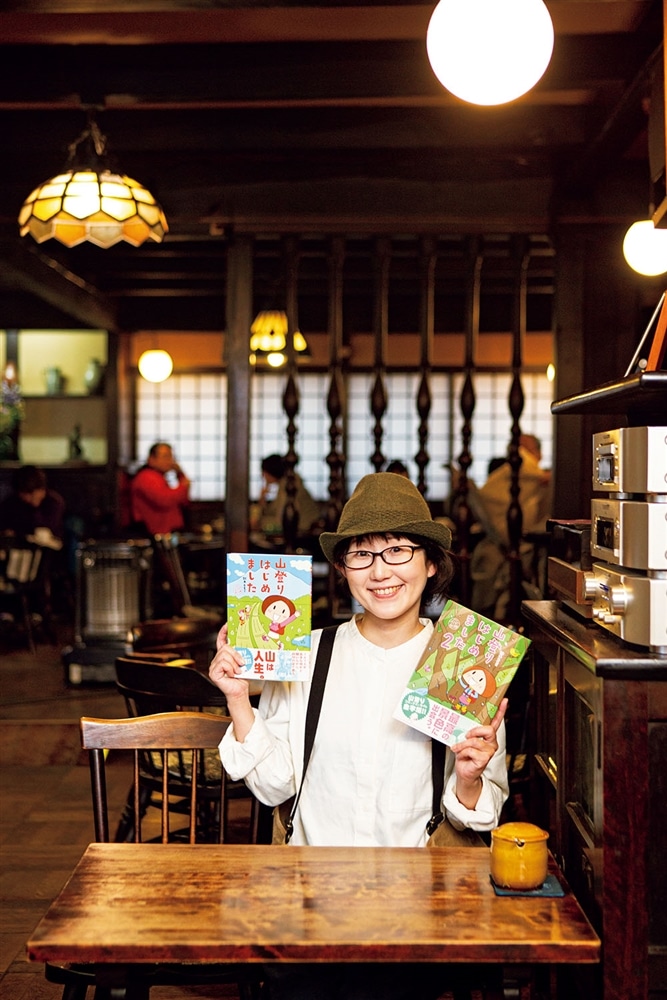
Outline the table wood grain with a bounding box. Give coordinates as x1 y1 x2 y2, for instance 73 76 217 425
27 844 600 966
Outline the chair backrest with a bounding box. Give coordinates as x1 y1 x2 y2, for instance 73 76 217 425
115 655 228 716
80 711 232 844
0 541 43 585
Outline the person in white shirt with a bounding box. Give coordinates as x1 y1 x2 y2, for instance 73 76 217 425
209 472 508 1000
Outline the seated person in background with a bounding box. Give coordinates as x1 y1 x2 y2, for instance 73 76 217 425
476 433 551 545
130 442 191 535
471 433 552 618
250 454 321 543
0 464 65 548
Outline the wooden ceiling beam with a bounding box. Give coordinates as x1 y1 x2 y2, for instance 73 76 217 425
0 241 118 331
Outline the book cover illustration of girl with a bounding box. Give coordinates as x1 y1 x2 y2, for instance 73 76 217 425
261 594 301 649
397 601 530 738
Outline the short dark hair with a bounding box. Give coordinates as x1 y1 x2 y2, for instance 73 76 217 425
13 465 46 494
261 454 286 479
148 442 171 459
385 460 409 476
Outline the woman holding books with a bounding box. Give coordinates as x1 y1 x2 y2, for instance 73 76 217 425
209 472 509 1000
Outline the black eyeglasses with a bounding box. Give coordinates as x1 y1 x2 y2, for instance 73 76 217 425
341 544 424 570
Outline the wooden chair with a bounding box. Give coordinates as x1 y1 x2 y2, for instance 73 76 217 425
44 712 264 1000
114 656 260 845
0 540 49 652
129 615 221 672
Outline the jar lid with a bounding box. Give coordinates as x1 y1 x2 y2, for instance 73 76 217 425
491 822 549 844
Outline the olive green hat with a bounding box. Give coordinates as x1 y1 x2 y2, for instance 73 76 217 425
319 472 452 564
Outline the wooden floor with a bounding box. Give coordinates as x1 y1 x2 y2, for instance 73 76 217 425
0 623 255 1000
0 621 542 1000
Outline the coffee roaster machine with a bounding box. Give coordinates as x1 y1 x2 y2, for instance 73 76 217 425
549 332 667 656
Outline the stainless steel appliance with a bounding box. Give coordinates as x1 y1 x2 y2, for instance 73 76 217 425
551 369 667 655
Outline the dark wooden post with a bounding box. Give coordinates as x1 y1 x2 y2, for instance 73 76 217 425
506 236 529 626
325 236 346 530
282 236 300 553
455 238 482 605
415 237 436 496
325 237 347 613
224 234 253 562
370 237 390 473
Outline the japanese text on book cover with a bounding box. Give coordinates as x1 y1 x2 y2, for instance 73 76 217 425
227 553 312 680
394 600 530 746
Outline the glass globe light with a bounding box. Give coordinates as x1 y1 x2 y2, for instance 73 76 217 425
138 349 174 383
426 0 554 106
622 220 667 276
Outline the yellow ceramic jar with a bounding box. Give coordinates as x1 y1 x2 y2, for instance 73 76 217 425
490 822 549 890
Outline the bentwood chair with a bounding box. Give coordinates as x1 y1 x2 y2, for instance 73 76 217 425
44 712 264 1000
113 655 259 844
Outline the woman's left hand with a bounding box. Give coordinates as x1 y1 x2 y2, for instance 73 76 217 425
450 698 508 805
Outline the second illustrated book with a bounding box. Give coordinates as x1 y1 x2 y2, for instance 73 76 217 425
394 599 530 746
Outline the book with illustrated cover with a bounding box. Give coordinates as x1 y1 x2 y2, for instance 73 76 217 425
226 553 312 680
394 600 530 746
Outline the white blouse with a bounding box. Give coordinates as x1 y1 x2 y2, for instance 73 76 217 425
219 616 508 847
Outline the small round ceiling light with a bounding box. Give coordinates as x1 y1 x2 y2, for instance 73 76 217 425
426 0 554 106
622 220 667 276
138 349 174 383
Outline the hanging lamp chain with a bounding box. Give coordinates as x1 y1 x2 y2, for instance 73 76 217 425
66 111 111 171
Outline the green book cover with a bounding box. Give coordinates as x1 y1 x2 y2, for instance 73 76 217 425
226 552 312 680
394 600 530 745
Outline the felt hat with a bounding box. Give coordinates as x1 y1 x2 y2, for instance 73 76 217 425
319 472 452 564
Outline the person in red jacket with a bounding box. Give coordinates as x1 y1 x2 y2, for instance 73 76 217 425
130 442 191 535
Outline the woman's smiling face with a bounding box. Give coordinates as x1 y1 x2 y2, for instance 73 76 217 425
339 533 435 625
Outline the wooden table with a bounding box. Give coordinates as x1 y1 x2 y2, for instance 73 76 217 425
28 844 599 986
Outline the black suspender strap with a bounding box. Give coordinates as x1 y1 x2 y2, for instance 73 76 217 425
283 621 447 843
284 624 339 844
427 736 446 836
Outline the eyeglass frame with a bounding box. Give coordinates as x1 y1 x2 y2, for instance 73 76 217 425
340 543 424 570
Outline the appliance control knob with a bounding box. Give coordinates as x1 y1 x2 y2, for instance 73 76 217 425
583 573 600 601
609 585 628 615
602 614 618 624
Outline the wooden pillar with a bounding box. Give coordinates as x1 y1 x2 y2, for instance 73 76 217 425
370 237 390 472
325 235 346 529
326 237 347 613
415 237 436 496
224 234 253 560
454 238 482 605
282 236 300 553
506 236 529 627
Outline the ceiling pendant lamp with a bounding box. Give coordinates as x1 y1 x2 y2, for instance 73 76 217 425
249 310 309 367
622 219 667 276
138 349 174 383
18 113 168 249
426 0 554 106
